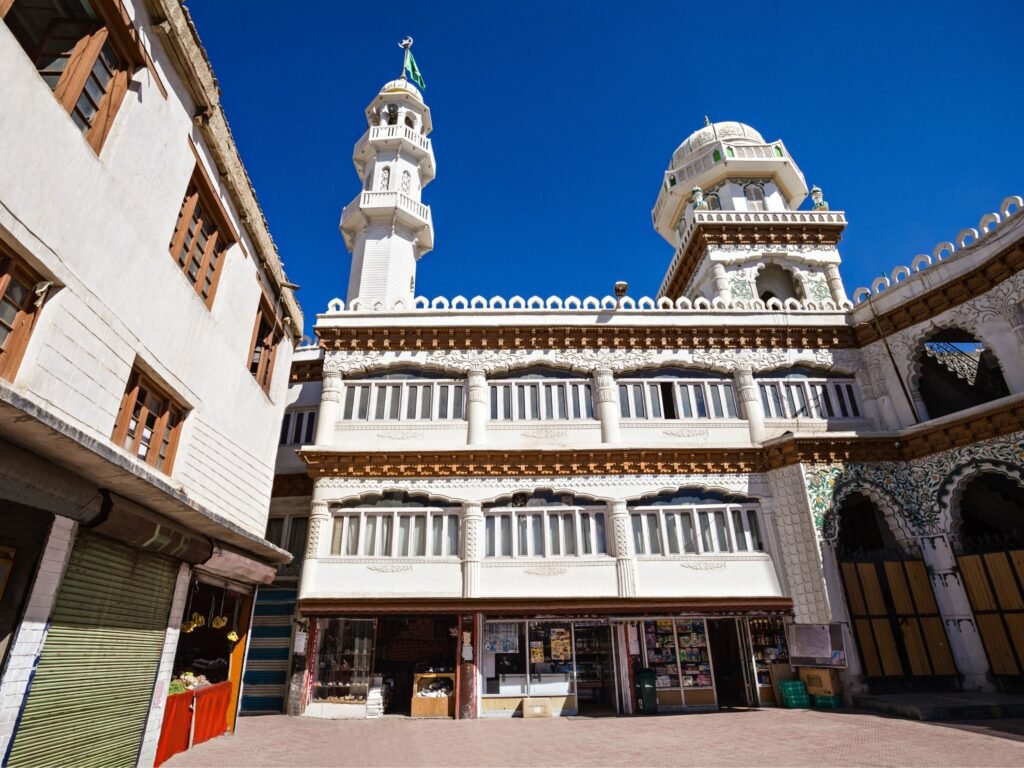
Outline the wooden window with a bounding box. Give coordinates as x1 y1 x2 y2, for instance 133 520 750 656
112 368 186 473
168 166 235 307
2 0 143 153
744 184 766 211
248 295 282 393
0 247 44 381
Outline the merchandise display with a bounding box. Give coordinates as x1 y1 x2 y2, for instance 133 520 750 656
749 617 790 688
313 618 374 704
675 619 712 689
643 620 679 689
411 672 455 717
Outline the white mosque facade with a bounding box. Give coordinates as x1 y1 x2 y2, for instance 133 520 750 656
256 74 1024 719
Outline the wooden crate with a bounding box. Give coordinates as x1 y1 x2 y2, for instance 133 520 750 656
410 672 455 718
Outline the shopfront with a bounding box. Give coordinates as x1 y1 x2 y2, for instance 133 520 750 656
301 608 791 719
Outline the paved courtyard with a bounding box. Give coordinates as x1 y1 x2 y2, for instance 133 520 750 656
167 709 1024 767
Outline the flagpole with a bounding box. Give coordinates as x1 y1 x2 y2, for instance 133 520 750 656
399 36 413 81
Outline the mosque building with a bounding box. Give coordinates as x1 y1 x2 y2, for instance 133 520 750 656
256 61 1024 719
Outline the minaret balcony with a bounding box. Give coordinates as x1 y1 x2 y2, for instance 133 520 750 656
652 140 806 240
353 125 436 182
340 191 434 251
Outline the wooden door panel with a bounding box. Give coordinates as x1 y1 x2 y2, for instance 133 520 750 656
858 564 887 615
884 562 915 615
854 618 882 678
959 555 997 611
920 617 957 676
898 619 932 676
905 561 940 614
976 614 1020 676
841 563 867 615
983 553 1024 611
871 618 904 677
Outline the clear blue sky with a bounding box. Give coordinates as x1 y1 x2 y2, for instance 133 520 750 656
189 1 1023 323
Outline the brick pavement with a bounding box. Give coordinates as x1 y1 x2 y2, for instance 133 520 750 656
166 709 1024 767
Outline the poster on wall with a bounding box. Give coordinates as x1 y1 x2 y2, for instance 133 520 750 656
550 628 571 661
787 623 847 668
530 641 545 663
484 622 519 653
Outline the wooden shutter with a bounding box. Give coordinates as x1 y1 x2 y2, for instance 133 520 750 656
7 532 176 767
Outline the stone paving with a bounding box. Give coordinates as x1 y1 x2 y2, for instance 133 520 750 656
167 710 1024 767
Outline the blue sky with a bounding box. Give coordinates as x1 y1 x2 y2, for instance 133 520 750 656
189 1 1023 324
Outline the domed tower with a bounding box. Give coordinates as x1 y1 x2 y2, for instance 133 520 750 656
652 119 849 307
340 71 436 308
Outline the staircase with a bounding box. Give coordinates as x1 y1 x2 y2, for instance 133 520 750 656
923 342 1005 398
240 584 297 714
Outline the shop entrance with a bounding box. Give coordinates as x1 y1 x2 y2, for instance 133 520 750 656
707 619 749 707
573 624 617 714
375 615 457 716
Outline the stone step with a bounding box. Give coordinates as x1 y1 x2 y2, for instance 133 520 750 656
853 692 1024 721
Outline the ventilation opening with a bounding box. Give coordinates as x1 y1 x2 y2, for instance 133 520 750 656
917 328 1009 419
756 264 802 303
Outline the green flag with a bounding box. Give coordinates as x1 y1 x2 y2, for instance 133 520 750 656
404 48 426 90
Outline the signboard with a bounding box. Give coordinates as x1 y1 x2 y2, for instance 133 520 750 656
787 623 847 668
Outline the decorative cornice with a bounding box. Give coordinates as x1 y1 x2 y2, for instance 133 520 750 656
663 216 847 299
316 325 855 353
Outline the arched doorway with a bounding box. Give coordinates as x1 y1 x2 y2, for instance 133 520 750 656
952 471 1024 689
915 328 1009 419
835 492 958 691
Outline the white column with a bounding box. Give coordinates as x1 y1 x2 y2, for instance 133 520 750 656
461 502 484 598
918 534 995 691
712 263 732 304
607 500 637 597
0 517 77 756
299 498 331 601
593 368 621 444
138 563 192 767
733 365 766 444
824 264 849 306
314 367 343 445
819 541 868 695
466 370 488 447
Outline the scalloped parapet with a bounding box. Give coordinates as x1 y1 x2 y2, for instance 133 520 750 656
321 294 852 314
851 195 1023 304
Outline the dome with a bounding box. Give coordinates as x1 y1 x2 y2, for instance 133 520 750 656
379 77 424 102
671 121 765 167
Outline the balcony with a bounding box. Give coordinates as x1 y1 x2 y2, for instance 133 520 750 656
353 125 435 182
340 191 434 250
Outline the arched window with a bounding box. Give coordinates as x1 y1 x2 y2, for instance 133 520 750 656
385 104 398 126
755 264 801 303
916 328 1009 419
955 473 1024 549
836 492 897 557
404 114 415 129
705 193 721 211
380 166 391 190
400 170 411 195
744 184 765 211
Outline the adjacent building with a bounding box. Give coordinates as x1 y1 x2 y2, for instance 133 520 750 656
265 67 1024 719
0 0 302 763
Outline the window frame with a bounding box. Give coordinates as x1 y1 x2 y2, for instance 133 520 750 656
0 246 45 381
248 292 283 394
617 377 738 420
488 378 594 421
329 508 460 559
111 366 187 474
168 160 238 309
1 0 146 153
631 504 765 556
484 506 608 559
757 376 862 420
340 378 466 422
279 408 318 446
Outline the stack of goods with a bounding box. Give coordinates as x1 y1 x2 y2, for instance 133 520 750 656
778 679 810 709
416 678 453 698
811 694 843 709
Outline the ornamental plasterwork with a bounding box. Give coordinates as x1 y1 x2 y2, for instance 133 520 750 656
803 274 832 301
728 273 755 300
805 430 1024 539
323 350 385 375
424 348 536 374
949 270 1024 328
692 347 788 372
313 473 770 501
555 348 659 373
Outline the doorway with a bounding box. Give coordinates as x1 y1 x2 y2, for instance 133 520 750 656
375 615 457 715
707 619 749 707
573 624 617 714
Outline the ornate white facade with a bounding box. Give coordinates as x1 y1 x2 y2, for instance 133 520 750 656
267 70 1024 719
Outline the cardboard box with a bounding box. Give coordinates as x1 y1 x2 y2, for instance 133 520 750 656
799 667 842 697
523 697 552 718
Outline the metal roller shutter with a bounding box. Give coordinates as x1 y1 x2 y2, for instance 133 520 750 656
7 531 177 768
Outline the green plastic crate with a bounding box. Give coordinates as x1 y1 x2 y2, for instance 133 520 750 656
777 680 807 696
812 694 843 709
782 695 810 709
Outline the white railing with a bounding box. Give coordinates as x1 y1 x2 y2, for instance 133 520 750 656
356 124 433 155
357 191 432 223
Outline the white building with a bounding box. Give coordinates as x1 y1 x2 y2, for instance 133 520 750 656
265 69 1024 719
0 1 301 764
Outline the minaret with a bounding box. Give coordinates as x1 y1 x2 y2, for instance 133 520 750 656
340 40 435 308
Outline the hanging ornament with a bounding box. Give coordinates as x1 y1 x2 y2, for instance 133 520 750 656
212 589 228 629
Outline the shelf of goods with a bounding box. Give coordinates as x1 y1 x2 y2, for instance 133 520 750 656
315 646 372 704
748 617 789 705
411 672 455 718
